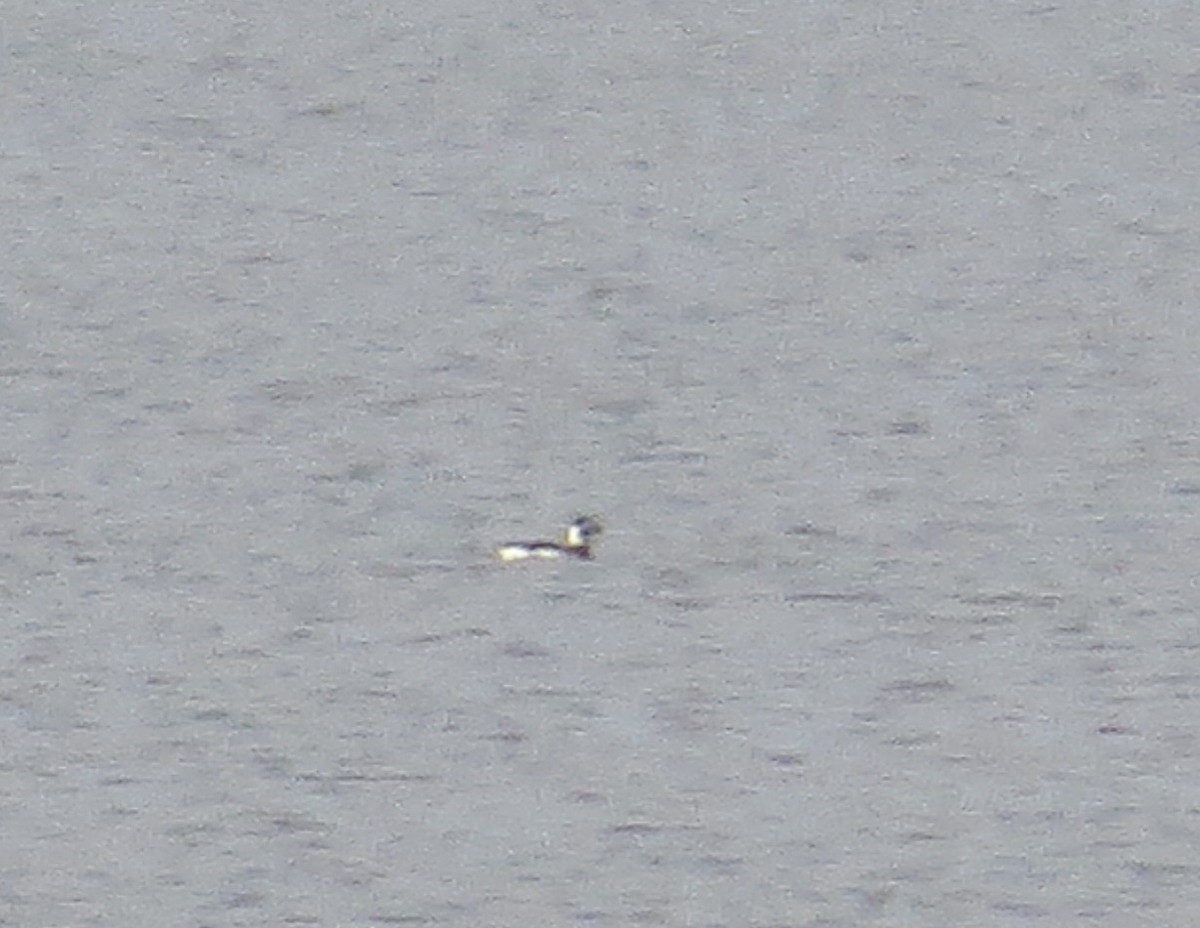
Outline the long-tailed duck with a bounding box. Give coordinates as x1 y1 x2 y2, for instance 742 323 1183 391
494 516 603 561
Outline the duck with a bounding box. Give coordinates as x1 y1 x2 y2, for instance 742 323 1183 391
494 516 603 562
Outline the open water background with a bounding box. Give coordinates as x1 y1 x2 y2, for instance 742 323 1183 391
3 2 1200 925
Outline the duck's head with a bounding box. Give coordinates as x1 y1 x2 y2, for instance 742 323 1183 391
564 516 603 549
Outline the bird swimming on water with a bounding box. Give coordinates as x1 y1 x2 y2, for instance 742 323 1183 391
494 516 604 562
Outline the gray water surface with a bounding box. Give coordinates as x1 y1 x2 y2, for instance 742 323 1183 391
4 2 1200 925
